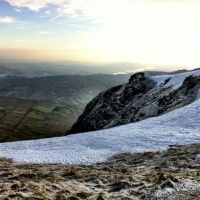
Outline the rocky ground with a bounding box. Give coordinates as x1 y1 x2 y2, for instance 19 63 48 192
0 143 200 199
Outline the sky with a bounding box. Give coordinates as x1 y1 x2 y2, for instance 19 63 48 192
0 0 200 69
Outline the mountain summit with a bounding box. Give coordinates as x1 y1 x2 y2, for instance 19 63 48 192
69 72 200 134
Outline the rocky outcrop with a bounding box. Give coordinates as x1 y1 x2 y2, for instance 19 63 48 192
69 72 200 134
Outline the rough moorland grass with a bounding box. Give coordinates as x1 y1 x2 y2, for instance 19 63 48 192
0 143 200 199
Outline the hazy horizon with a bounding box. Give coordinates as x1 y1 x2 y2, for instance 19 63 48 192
0 60 198 76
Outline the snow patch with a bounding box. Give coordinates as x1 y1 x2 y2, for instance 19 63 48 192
152 70 200 89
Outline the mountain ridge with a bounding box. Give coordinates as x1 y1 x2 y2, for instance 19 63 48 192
69 71 200 134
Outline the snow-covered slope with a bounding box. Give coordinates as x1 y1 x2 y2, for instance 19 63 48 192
0 70 199 164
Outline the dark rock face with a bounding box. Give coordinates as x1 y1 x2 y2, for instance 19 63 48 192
69 73 200 134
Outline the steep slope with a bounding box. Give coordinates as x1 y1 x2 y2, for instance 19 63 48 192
0 71 200 164
0 74 129 142
69 71 200 133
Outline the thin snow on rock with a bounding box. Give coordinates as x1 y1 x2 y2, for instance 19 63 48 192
0 70 199 164
154 180 200 198
195 154 200 161
152 70 200 89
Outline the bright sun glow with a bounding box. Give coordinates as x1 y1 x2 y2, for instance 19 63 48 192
84 0 200 67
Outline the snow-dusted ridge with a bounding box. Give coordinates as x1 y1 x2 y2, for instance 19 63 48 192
0 70 200 164
152 69 200 89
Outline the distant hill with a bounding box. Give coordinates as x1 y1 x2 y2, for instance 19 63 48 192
0 62 196 77
0 62 144 77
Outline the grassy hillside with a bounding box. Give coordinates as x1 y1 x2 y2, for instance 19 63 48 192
0 74 129 142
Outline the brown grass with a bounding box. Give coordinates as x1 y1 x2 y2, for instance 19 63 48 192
0 143 200 199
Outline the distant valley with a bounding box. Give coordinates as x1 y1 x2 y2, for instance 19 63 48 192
0 73 130 142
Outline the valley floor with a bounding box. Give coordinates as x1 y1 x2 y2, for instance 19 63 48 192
0 143 200 200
